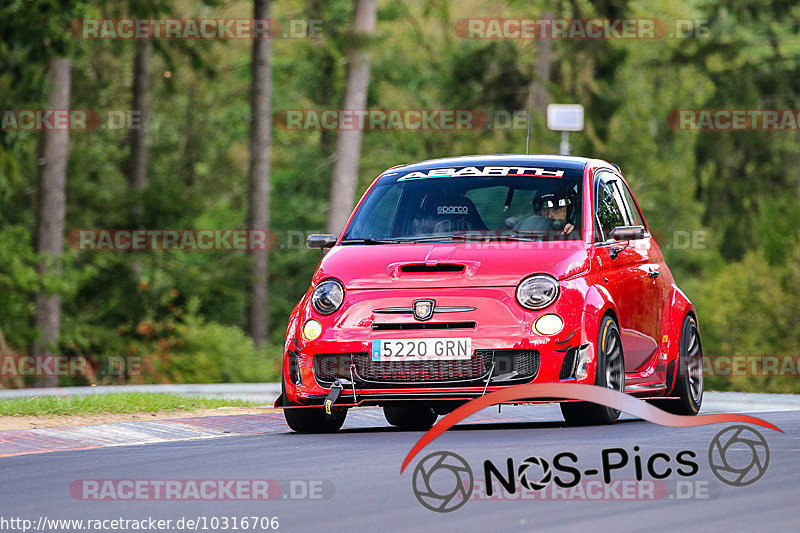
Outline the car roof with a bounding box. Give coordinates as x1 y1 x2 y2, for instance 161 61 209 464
386 154 592 173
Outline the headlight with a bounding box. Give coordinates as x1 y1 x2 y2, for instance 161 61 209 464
311 279 344 315
516 274 559 310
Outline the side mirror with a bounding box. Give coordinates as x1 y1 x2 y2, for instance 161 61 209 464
609 225 646 241
307 233 338 249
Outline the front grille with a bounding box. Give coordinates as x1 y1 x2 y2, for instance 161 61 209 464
313 354 356 383
358 353 490 382
372 322 476 331
313 349 539 386
313 352 491 384
476 349 540 379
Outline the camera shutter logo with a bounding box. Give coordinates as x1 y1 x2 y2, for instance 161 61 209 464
708 425 770 487
411 451 473 512
517 456 553 491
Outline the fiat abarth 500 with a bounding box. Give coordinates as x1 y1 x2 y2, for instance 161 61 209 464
274 155 704 433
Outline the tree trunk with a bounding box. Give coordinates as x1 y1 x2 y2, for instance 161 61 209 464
531 13 553 115
31 57 71 388
129 39 150 192
129 39 151 281
246 0 273 346
326 0 378 235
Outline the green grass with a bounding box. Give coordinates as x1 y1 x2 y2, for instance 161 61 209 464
0 393 262 417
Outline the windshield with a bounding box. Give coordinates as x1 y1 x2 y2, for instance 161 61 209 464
342 165 584 243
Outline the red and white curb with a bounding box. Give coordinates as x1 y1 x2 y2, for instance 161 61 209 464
0 413 289 458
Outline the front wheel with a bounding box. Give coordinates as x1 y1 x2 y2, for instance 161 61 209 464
282 380 347 433
284 405 347 433
561 315 625 425
651 315 703 415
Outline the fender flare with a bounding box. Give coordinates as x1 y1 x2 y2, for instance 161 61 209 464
663 286 697 393
583 284 618 321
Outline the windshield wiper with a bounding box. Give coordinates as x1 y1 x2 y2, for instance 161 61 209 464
410 233 543 243
341 233 546 245
509 231 547 241
406 235 467 243
339 238 400 245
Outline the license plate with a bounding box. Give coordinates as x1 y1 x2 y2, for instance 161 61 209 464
371 338 472 361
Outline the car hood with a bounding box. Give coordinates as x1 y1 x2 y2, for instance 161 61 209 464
313 242 591 289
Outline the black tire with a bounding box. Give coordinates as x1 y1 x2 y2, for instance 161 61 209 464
650 315 703 415
383 404 438 429
282 380 347 433
561 315 625 425
284 406 347 433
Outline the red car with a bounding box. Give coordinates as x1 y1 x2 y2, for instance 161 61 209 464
275 155 703 432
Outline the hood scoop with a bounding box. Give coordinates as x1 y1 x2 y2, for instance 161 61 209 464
399 262 465 273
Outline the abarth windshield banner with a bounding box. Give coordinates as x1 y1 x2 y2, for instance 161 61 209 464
395 166 566 180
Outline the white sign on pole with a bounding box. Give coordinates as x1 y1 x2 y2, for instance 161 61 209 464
547 104 584 132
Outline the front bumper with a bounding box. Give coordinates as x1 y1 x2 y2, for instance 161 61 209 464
280 287 600 407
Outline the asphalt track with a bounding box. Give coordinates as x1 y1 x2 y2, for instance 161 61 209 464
1 402 799 533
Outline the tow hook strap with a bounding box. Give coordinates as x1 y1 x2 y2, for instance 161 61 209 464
324 380 344 418
482 363 495 396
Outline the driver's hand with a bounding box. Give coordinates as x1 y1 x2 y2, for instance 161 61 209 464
563 223 574 235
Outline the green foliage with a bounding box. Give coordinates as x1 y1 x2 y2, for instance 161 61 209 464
687 244 800 392
119 297 278 384
150 298 278 383
0 226 39 348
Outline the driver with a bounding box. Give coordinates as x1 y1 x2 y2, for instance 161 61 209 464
532 192 574 236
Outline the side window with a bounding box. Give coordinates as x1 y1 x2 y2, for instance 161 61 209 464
619 182 645 227
595 179 629 241
349 185 402 239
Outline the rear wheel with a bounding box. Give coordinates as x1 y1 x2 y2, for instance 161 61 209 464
651 315 703 415
561 315 625 425
282 380 347 433
383 404 438 429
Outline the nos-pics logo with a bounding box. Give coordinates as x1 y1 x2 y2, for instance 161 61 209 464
411 425 771 513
